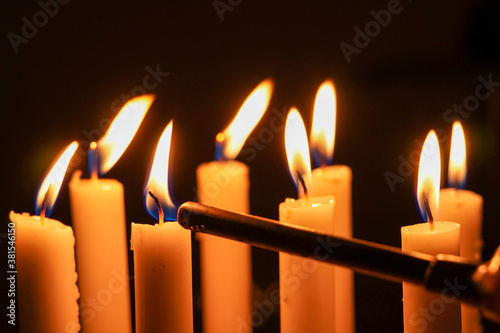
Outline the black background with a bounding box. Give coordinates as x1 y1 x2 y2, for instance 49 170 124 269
2 0 500 332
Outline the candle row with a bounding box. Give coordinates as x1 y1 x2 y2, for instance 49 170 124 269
10 78 482 333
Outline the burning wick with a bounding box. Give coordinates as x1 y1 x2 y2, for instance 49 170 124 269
421 192 434 231
89 141 98 180
148 191 164 225
39 184 51 226
297 171 308 203
214 133 226 161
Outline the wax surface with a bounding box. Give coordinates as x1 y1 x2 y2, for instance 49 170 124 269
131 222 193 333
279 196 335 333
196 160 253 333
68 170 132 333
10 211 80 333
401 221 461 333
301 165 354 333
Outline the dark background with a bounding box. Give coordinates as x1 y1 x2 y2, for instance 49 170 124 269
2 0 500 332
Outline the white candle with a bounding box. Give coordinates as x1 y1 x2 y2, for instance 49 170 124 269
11 142 80 333
279 196 335 333
131 120 193 333
281 108 335 333
196 79 273 333
69 95 154 333
303 80 354 333
439 121 483 332
402 130 461 333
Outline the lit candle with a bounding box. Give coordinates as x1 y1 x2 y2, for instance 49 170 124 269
401 130 461 333
280 108 335 333
131 120 193 333
439 121 483 332
303 80 354 333
196 79 273 333
10 142 80 333
69 95 155 333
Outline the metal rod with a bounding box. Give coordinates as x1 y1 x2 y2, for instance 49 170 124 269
177 201 500 323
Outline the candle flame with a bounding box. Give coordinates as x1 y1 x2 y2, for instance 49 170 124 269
96 94 155 175
218 79 273 160
285 108 312 194
310 80 336 167
416 130 441 223
448 121 467 189
144 120 176 222
35 141 79 217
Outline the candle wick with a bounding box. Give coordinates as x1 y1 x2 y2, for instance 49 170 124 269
214 133 226 161
39 186 51 226
297 171 308 203
422 192 434 230
148 191 164 225
90 142 98 180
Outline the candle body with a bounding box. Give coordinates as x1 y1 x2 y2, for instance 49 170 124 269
196 160 252 333
131 222 193 333
10 211 80 333
68 170 131 333
300 165 354 333
401 222 461 333
439 188 483 333
279 196 335 333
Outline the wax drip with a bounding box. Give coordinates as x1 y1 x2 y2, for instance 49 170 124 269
148 191 164 225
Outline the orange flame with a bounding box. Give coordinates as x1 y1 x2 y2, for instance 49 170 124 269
219 79 273 160
448 121 467 189
35 141 79 217
285 108 312 194
417 130 441 223
310 80 336 166
97 94 154 175
144 120 175 222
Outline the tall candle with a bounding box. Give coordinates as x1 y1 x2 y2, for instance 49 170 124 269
402 130 461 333
196 79 273 333
281 108 335 333
11 142 80 333
301 80 354 333
439 121 483 332
131 121 193 333
69 95 154 333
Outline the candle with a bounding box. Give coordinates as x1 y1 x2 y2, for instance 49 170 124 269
439 121 483 332
10 142 80 333
280 108 335 333
401 130 461 333
301 80 354 333
131 120 193 333
69 95 154 333
196 79 273 333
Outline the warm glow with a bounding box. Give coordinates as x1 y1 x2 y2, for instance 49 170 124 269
448 121 467 189
416 130 441 222
97 94 155 175
285 108 312 193
220 79 273 160
310 80 336 166
144 120 175 222
35 141 79 217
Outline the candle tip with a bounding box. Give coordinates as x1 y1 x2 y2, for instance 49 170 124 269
421 191 434 228
214 133 226 161
89 142 99 180
297 171 308 198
